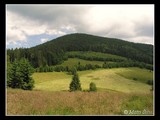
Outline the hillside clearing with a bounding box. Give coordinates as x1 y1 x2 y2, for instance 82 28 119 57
56 58 105 68
114 68 153 83
66 51 128 61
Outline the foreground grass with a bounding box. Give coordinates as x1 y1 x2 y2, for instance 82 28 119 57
32 68 153 93
7 67 153 115
7 89 153 115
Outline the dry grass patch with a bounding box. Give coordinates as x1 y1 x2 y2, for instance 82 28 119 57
7 89 153 115
7 89 125 115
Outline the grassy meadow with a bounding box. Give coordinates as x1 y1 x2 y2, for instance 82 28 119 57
7 67 154 115
32 67 153 93
7 89 153 115
56 58 104 68
66 51 128 61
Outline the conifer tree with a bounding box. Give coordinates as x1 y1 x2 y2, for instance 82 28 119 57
8 58 34 90
69 69 82 91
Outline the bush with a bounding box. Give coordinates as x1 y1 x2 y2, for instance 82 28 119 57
147 80 153 85
89 82 97 92
133 78 137 81
83 89 89 92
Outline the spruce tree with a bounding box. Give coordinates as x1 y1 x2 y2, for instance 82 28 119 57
69 69 82 91
8 58 34 90
19 58 34 90
7 55 12 87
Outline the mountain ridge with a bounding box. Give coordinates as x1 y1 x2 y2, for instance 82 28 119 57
34 33 153 47
7 33 153 68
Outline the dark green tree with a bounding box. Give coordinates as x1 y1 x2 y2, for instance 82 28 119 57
66 66 69 72
8 58 35 90
9 60 22 88
19 58 35 90
7 55 12 87
69 70 82 91
71 67 77 75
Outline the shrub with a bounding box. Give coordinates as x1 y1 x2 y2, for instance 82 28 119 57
89 82 97 92
147 80 153 85
133 78 137 81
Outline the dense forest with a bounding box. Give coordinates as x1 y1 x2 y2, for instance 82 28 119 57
7 33 153 70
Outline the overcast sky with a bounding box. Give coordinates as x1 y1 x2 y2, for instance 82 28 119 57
6 4 154 49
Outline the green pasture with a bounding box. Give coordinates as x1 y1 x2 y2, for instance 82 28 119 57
32 67 153 93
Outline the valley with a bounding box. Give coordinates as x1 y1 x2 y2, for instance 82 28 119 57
7 33 154 115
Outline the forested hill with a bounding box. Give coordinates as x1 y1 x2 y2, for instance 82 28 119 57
7 33 153 68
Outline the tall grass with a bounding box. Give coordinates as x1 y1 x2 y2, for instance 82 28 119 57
7 89 153 115
7 67 153 115
120 92 153 115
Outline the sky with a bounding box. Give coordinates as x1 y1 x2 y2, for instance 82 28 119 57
6 4 154 49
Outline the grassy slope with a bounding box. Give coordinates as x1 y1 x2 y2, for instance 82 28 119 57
32 67 153 93
56 58 106 68
33 72 71 91
114 68 153 83
7 89 153 115
66 51 128 61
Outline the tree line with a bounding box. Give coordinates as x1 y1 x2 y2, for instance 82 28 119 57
7 48 153 71
34 60 153 73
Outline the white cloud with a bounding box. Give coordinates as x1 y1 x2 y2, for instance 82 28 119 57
6 10 70 46
6 4 154 48
6 11 27 45
40 38 48 43
129 36 153 45
45 29 66 35
80 5 153 39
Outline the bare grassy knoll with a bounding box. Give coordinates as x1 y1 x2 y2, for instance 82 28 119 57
7 89 153 115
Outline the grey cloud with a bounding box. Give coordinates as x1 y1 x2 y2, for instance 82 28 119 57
6 5 154 46
135 24 153 37
7 5 88 27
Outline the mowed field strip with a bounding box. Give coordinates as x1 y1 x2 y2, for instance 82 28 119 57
32 67 153 93
57 58 104 68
